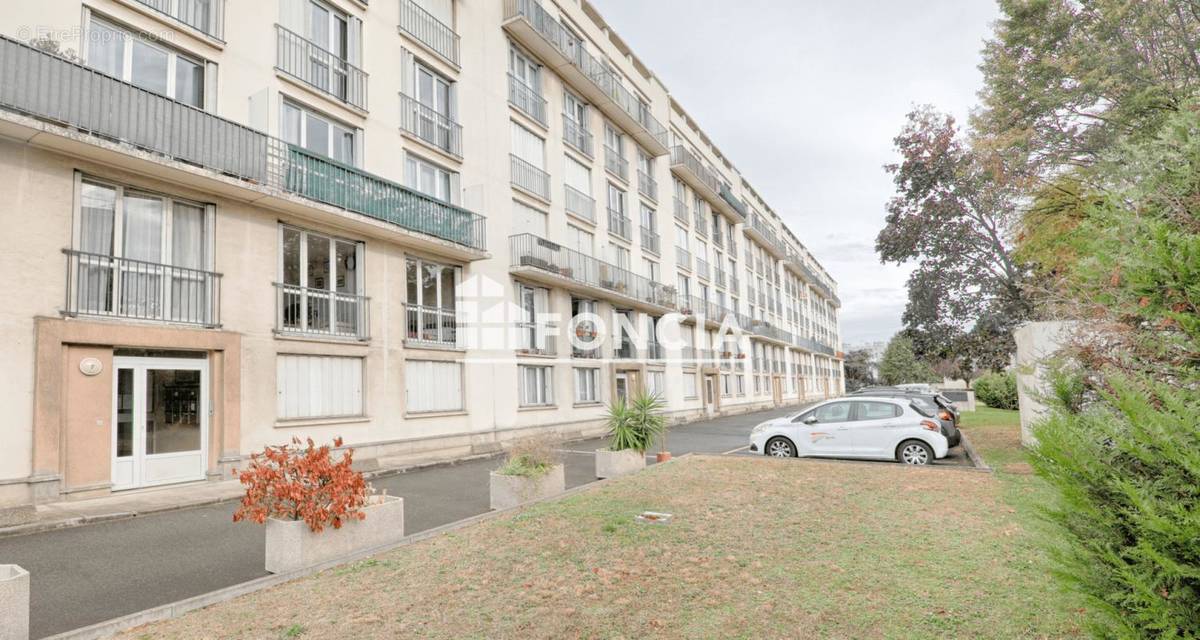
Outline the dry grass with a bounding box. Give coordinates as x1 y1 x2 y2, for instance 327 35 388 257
119 451 1083 640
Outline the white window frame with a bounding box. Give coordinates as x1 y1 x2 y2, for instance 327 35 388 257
404 153 457 204
519 364 555 407
574 367 600 404
405 360 464 414
276 354 364 420
85 15 211 109
281 99 357 165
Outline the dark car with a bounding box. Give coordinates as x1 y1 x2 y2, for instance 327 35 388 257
850 388 960 446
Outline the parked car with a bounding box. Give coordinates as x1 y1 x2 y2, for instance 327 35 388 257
849 388 960 446
748 397 950 465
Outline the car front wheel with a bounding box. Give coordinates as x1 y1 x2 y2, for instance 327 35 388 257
765 437 796 458
897 440 933 465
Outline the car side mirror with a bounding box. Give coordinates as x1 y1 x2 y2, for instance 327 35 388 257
803 416 818 425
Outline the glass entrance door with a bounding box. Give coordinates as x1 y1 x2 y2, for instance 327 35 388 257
112 357 208 490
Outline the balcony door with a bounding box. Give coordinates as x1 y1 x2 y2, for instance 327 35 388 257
279 225 364 338
112 356 208 491
414 63 453 149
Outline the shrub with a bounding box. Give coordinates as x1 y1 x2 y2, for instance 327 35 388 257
232 437 369 533
1031 376 1200 637
606 392 665 454
497 438 557 478
974 371 1018 410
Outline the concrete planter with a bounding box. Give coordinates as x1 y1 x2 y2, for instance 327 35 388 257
265 495 405 574
489 463 565 510
0 565 29 640
595 448 646 479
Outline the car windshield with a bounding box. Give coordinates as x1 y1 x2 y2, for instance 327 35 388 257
909 397 937 417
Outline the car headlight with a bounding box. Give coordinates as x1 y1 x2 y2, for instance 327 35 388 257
751 422 769 434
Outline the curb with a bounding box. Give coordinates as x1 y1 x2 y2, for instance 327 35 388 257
958 430 992 472
42 455 693 640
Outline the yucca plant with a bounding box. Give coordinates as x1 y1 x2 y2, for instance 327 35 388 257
606 392 665 454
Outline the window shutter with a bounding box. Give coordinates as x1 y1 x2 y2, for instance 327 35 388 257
449 172 461 206
204 62 219 113
348 16 363 66
399 47 415 96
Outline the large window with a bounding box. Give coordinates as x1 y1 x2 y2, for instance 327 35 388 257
279 225 365 338
277 355 363 419
647 371 665 398
71 178 214 324
406 360 463 413
520 365 554 407
508 46 541 95
517 283 553 354
282 100 356 165
406 257 458 345
87 17 209 108
512 200 548 237
567 225 594 256
405 154 456 203
574 367 599 404
683 372 697 398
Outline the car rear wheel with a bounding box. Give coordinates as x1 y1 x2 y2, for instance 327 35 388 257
897 440 933 465
765 437 796 458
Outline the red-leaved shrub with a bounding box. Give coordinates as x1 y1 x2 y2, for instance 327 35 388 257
232 437 369 533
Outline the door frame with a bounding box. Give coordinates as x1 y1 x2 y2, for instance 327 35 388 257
111 355 209 491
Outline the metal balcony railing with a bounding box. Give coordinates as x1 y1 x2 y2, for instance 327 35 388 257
276 25 367 111
405 303 457 346
719 183 748 220
638 170 657 201
714 267 727 288
510 154 551 200
509 234 676 310
399 93 462 158
673 196 688 223
670 145 722 195
562 114 593 157
646 341 666 360
608 209 632 241
517 322 557 356
640 226 660 255
564 184 595 223
502 0 669 151
675 247 692 270
274 282 369 340
63 249 221 327
399 0 460 66
614 339 639 360
134 0 225 39
0 37 487 250
694 210 708 237
729 274 740 295
695 258 710 281
507 74 547 126
605 146 628 181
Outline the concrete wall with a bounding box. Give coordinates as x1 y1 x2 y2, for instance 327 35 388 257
1013 321 1077 446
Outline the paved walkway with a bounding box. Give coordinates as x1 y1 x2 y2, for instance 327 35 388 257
0 403 973 638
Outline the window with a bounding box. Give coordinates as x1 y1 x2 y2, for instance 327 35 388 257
279 225 364 337
647 371 665 398
411 60 455 144
517 283 553 353
607 183 627 217
683 372 697 398
520 365 554 406
677 275 691 299
512 200 548 236
405 360 463 413
609 243 631 271
564 91 588 128
405 154 456 203
282 100 356 164
675 225 689 251
643 259 659 282
565 156 592 197
511 122 546 170
641 203 657 230
509 45 540 94
604 124 623 158
87 17 209 108
856 401 903 420
571 298 600 358
814 402 852 422
277 355 363 419
413 0 453 25
574 367 599 403
736 374 745 396
406 257 458 344
567 225 594 256
72 178 214 323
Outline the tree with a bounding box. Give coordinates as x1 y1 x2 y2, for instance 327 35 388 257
877 107 1030 369
842 348 878 391
878 335 937 386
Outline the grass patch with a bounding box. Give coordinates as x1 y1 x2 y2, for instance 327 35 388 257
118 451 1084 639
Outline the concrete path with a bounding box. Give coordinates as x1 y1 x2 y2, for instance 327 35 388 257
0 403 973 638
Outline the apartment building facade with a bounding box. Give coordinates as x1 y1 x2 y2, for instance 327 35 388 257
0 0 843 515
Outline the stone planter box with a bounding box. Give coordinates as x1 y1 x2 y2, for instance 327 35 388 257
595 448 646 479
0 564 29 640
489 463 565 510
265 495 404 575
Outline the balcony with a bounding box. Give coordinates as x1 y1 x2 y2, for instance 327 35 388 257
694 210 708 237
507 74 547 127
134 0 225 40
746 211 787 259
673 196 688 223
695 258 711 281
646 341 666 361
608 209 632 241
729 273 740 295
605 146 629 181
509 234 677 313
274 282 369 340
510 154 551 201
675 247 692 270
516 322 557 356
719 183 748 222
637 170 657 201
276 25 368 111
405 303 457 347
501 0 670 155
670 145 724 208
64 249 221 327
640 226 660 255
0 37 488 253
795 335 836 356
714 267 727 289
399 0 460 67
564 184 595 223
562 114 593 157
399 93 462 158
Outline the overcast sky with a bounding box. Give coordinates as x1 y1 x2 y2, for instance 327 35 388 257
597 0 999 347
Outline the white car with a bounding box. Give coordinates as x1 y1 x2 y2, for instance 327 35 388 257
749 397 949 465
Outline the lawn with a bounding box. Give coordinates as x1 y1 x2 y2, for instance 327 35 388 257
120 415 1084 640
